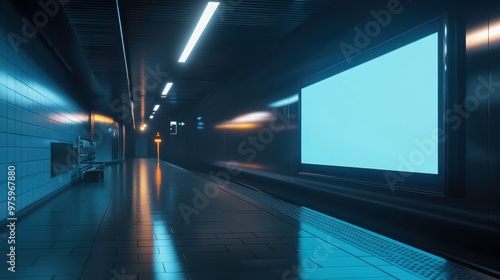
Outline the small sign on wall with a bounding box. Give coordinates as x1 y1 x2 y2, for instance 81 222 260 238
169 121 177 135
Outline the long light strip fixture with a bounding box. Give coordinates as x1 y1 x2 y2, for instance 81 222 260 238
153 104 160 112
161 82 173 98
178 2 220 63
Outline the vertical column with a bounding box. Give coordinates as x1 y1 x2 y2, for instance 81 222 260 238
464 0 490 215
488 0 500 233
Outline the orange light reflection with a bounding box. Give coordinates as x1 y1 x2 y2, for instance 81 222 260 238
466 20 500 49
216 161 265 170
233 162 265 170
215 123 260 130
215 111 275 131
156 163 162 200
94 114 114 124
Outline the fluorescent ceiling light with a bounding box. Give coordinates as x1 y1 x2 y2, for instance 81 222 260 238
178 2 220 63
153 104 160 111
162 82 173 97
150 115 154 119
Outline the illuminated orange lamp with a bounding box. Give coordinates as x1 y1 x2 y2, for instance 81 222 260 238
154 132 162 162
154 132 162 143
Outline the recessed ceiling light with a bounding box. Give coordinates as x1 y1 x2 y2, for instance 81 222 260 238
150 115 154 119
153 104 160 111
162 82 173 97
178 2 220 63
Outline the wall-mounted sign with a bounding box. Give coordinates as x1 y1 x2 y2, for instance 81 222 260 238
170 121 177 135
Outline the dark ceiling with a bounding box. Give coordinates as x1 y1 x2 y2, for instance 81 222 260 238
60 0 332 130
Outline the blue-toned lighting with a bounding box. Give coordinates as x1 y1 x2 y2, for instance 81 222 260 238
268 94 299 108
301 33 439 174
153 104 160 111
178 2 220 63
161 82 173 98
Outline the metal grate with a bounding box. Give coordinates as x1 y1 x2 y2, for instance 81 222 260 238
222 182 491 280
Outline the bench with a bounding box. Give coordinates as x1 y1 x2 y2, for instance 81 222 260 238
83 164 106 182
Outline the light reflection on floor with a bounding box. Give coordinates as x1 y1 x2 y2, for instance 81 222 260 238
0 158 493 279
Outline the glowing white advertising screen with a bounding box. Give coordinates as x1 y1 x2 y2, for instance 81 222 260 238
301 33 439 174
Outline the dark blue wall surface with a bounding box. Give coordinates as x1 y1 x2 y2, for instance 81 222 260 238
489 0 500 239
0 2 91 219
157 0 500 273
0 1 126 220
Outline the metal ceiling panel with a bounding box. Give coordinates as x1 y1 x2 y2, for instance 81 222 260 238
62 0 331 129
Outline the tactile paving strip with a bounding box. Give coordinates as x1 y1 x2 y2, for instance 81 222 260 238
223 182 490 280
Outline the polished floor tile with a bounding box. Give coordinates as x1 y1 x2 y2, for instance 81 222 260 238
0 159 494 279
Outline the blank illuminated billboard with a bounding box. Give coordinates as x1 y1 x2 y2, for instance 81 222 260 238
301 33 439 174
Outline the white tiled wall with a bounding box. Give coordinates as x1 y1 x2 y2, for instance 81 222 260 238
0 3 90 220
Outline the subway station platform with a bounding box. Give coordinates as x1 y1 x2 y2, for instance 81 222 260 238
0 159 493 279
